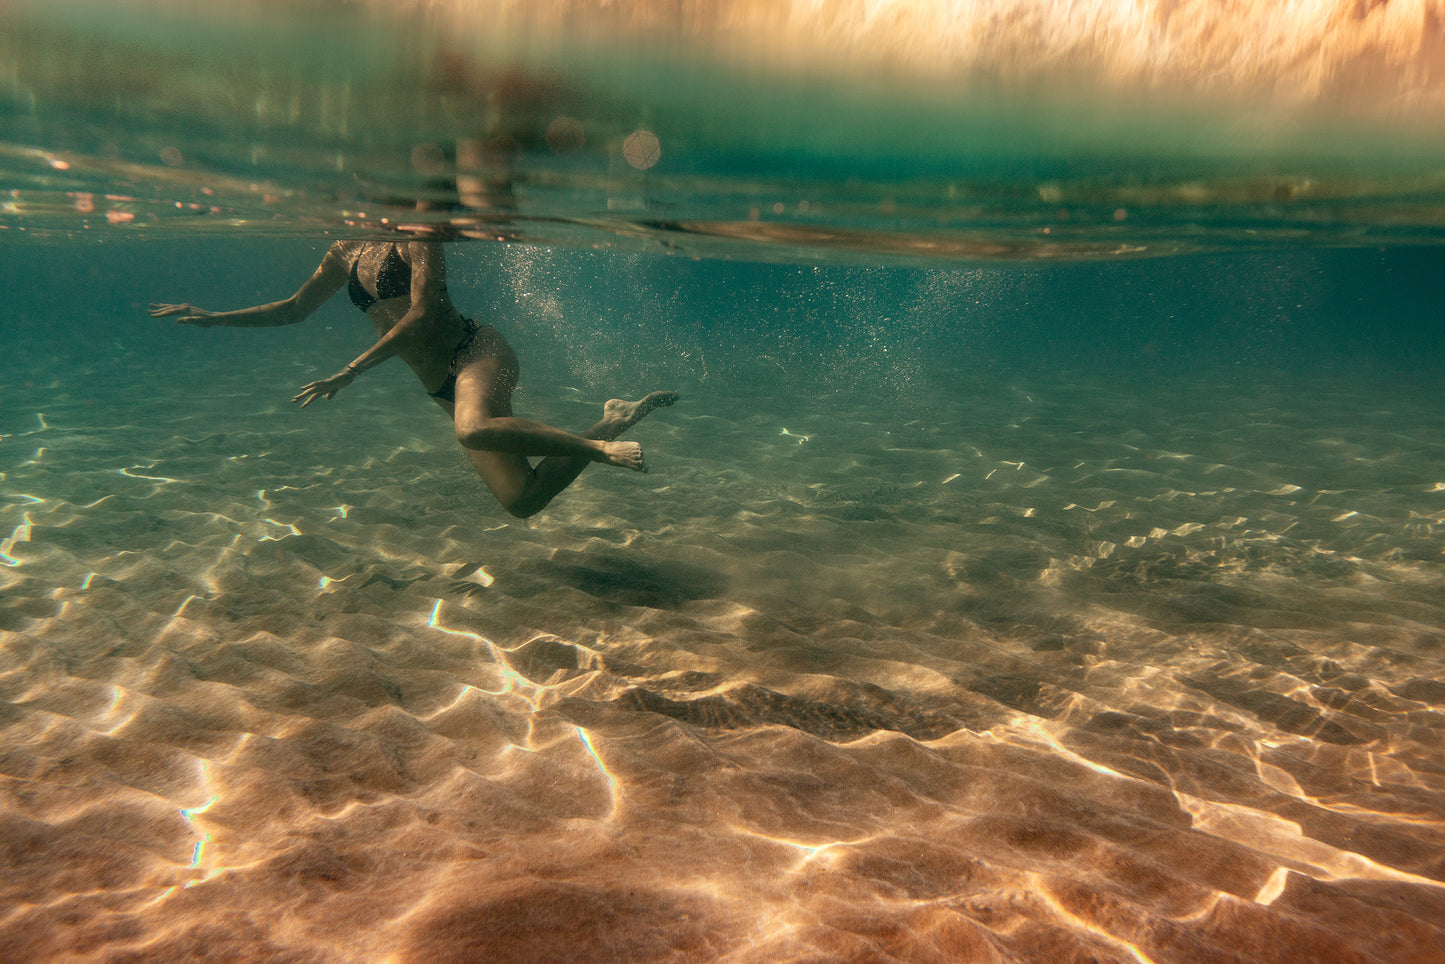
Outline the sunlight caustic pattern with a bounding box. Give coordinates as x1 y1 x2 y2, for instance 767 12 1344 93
3 339 1444 962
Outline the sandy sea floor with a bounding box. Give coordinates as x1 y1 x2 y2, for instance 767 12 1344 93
1 324 1444 962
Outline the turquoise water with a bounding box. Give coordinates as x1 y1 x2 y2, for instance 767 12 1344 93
3 4 1445 962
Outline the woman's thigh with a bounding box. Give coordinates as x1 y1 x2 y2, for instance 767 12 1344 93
449 329 533 508
455 326 519 420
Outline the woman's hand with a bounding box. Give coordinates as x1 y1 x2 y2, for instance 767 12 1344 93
148 303 219 326
292 369 356 408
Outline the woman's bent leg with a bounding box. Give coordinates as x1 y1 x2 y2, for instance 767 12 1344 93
525 391 680 499
449 358 672 518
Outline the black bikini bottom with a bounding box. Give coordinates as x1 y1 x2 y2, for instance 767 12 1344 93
428 319 482 403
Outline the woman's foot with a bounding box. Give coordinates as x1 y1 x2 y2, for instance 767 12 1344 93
597 391 679 441
600 441 647 472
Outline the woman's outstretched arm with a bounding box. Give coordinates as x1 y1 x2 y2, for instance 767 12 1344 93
148 242 351 328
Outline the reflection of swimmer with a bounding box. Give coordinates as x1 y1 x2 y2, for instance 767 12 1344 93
149 239 677 518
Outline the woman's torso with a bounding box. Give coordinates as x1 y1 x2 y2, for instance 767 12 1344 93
344 240 473 382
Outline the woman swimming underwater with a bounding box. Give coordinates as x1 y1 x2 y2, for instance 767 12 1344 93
149 238 678 518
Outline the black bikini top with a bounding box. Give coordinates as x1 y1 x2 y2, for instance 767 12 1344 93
347 244 410 312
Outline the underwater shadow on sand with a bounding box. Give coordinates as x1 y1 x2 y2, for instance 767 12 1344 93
539 549 727 610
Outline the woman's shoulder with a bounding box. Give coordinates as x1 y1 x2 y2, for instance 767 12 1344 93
398 236 449 264
324 236 443 270
328 239 369 257
320 240 362 268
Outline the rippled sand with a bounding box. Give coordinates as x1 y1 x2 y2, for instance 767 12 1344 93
2 352 1443 963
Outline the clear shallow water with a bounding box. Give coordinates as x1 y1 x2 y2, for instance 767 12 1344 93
4 238 1444 963
4 4 1445 963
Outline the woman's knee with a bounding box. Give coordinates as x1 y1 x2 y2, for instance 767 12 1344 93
499 493 545 519
490 483 552 519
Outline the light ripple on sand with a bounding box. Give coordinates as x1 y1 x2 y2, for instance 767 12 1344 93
1 365 1444 962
